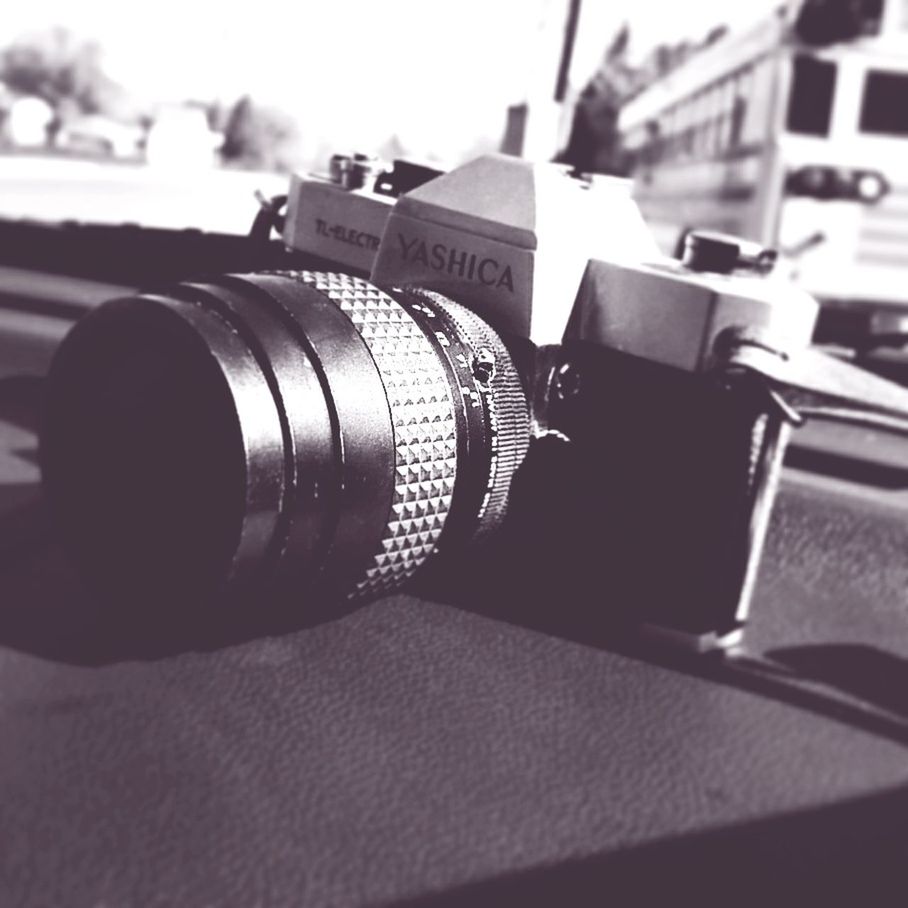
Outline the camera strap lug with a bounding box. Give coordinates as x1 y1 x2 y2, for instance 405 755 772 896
760 384 805 428
529 345 574 444
250 191 288 243
715 326 908 436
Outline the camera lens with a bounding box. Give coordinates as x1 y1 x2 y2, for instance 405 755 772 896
40 272 529 608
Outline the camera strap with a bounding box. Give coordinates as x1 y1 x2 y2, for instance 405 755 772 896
716 327 908 437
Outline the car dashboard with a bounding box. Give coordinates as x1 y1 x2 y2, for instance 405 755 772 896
1 220 907 906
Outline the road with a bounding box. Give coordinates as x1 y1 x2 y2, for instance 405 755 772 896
0 154 288 234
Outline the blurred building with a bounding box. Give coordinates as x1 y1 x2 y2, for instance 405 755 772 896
56 113 144 158
145 105 221 169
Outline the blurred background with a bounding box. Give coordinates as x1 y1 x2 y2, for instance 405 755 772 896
2 0 907 351
0 0 776 230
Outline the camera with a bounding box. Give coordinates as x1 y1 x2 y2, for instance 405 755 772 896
39 153 908 650
283 153 444 272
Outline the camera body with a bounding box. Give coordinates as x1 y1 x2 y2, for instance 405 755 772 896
42 152 908 652
555 253 817 647
282 153 821 650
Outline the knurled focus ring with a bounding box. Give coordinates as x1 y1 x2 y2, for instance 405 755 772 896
287 272 459 596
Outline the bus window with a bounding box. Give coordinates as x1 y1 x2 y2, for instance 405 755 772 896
677 95 694 159
642 119 662 164
714 79 734 153
741 58 772 147
708 80 725 156
786 54 837 136
661 105 677 160
718 67 751 152
729 97 746 149
860 69 908 136
696 87 713 156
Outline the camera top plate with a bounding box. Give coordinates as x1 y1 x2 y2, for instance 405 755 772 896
283 172 394 274
372 154 658 345
567 257 820 374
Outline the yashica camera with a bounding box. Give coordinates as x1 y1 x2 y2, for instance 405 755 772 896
39 153 908 650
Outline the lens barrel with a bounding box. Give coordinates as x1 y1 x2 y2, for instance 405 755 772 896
41 272 529 608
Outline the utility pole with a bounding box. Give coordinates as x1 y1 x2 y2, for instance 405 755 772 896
502 0 583 161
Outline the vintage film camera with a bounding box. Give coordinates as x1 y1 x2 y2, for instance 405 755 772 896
40 153 908 650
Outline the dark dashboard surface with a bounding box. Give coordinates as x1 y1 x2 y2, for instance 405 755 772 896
1 230 908 905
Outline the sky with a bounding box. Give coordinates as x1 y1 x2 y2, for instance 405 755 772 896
0 0 783 165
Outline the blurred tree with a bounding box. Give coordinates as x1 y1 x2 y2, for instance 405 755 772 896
220 95 300 172
556 21 731 175
704 24 730 46
0 27 119 120
555 24 635 175
605 23 630 62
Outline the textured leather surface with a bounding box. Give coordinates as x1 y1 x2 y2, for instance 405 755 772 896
2 388 908 906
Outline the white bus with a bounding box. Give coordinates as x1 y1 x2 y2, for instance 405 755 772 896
618 0 908 335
